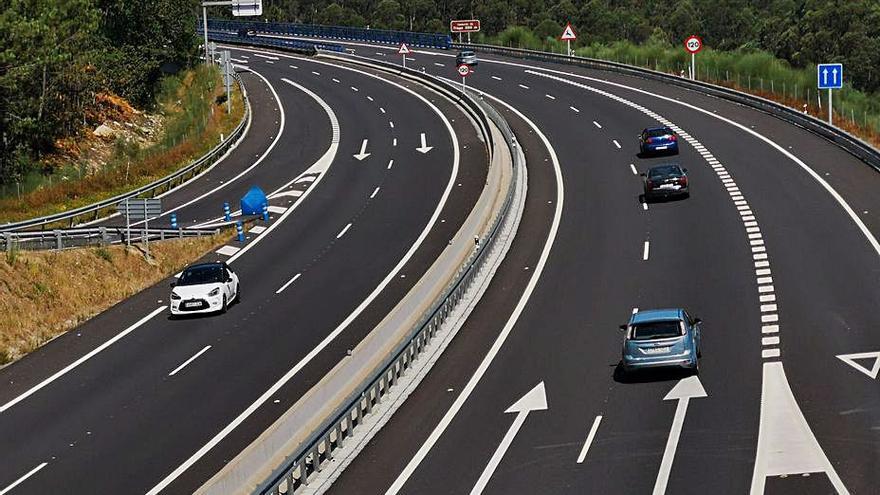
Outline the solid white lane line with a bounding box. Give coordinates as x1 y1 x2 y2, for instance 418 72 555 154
643 241 650 260
545 94 556 100
276 273 302 294
151 53 461 495
0 463 48 495
168 346 212 376
613 139 621 149
570 106 579 113
370 187 380 199
577 415 603 463
385 88 563 495
336 223 352 239
518 84 530 89
0 306 166 413
593 121 602 128
630 164 638 175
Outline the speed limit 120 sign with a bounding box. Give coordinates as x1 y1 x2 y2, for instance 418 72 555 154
684 35 703 54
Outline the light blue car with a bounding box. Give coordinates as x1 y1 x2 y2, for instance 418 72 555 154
620 309 702 375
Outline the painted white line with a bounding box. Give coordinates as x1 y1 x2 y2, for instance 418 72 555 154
570 106 580 113
275 273 301 294
386 88 563 495
632 307 639 314
630 164 638 175
367 96 374 102
393 138 398 147
370 187 380 199
757 276 773 285
643 241 650 260
762 348 781 358
150 53 463 495
311 71 320 76
762 325 780 334
642 202 648 211
332 78 340 83
758 285 775 293
168 346 212 376
491 75 502 81
239 55 249 59
518 84 530 89
576 415 603 463
380 107 386 114
389 121 395 128
434 62 445 67
295 176 317 184
0 463 48 495
351 86 359 92
755 268 772 276
215 245 241 256
759 294 776 302
545 94 556 100
288 65 298 69
336 223 352 239
613 139 621 149
762 336 780 346
593 121 602 128
248 225 266 234
267 205 287 214
761 314 779 323
387 159 394 170
0 306 166 412
252 53 279 60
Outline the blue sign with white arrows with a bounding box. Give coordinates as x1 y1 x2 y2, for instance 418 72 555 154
818 63 843 89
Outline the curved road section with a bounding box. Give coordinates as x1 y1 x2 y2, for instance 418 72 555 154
0 48 489 494
323 45 879 495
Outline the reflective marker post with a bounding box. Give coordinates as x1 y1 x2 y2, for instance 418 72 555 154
223 202 231 222
236 221 244 242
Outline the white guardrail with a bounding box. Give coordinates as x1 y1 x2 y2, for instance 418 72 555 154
197 35 523 495
0 72 251 233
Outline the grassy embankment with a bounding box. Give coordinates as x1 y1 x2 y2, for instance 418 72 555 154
0 232 233 365
0 64 245 223
482 27 880 147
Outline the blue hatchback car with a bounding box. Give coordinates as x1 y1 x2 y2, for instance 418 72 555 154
639 126 679 155
620 309 701 375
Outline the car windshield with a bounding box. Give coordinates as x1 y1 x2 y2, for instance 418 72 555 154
459 51 474 57
646 128 671 138
631 320 683 340
648 165 682 178
178 265 224 286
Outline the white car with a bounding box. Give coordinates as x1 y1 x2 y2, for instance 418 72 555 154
170 262 239 316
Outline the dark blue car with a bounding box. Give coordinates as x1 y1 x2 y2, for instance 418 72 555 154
639 126 679 155
620 308 701 375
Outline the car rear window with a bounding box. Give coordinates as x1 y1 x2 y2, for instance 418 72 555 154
631 321 683 340
459 51 474 56
648 165 682 178
178 265 223 285
646 128 671 138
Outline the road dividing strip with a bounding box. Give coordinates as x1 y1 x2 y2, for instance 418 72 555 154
576 415 603 464
0 462 48 495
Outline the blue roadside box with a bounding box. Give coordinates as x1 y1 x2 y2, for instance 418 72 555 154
240 186 268 216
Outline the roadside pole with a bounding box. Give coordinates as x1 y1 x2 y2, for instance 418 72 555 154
203 6 210 64
223 50 232 113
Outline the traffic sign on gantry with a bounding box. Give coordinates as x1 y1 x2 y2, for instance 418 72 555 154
817 63 843 89
231 0 262 16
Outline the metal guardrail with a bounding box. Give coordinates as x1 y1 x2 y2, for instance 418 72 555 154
208 19 453 49
208 42 516 494
1 227 220 252
208 30 346 54
0 71 251 233
454 42 880 173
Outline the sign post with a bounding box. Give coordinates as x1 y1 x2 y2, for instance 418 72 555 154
817 63 843 125
451 19 480 45
117 198 162 251
457 64 471 93
398 43 411 68
560 22 577 56
684 35 702 80
222 50 232 113
200 0 262 65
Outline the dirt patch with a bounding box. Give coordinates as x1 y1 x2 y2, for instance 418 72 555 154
0 231 233 364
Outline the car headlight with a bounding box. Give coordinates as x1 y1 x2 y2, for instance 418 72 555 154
170 292 181 300
208 288 220 297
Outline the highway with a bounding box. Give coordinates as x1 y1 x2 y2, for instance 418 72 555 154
324 46 880 494
0 48 488 493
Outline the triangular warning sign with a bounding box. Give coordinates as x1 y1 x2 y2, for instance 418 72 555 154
836 351 880 379
560 23 577 41
398 43 411 55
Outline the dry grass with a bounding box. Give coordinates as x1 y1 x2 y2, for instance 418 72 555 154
0 232 233 364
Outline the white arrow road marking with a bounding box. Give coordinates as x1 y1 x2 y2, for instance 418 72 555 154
836 351 880 379
751 362 848 494
471 382 548 495
653 376 707 495
353 139 371 161
416 132 433 154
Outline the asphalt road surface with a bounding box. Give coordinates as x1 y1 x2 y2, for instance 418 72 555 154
326 45 880 495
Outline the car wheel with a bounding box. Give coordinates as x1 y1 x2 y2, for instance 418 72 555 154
692 359 700 376
235 284 241 303
221 295 228 314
